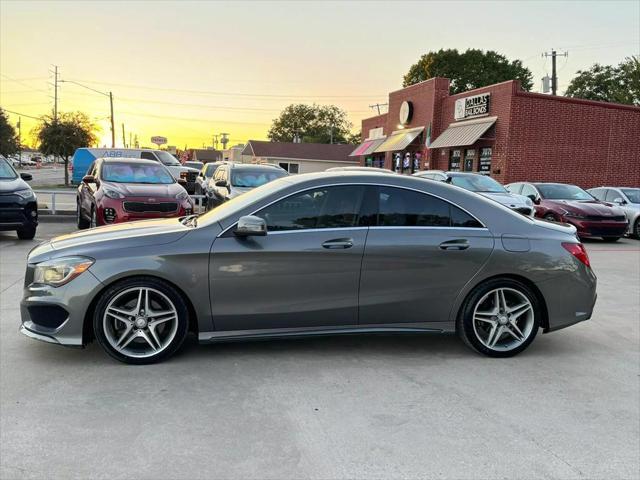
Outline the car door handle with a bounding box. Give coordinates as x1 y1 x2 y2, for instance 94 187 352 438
322 238 354 249
439 239 470 250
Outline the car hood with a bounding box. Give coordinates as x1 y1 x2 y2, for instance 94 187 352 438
102 181 184 198
0 176 30 193
545 199 624 216
478 191 530 208
28 218 189 263
229 186 253 197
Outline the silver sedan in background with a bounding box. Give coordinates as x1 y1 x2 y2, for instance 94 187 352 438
20 171 597 364
588 186 640 238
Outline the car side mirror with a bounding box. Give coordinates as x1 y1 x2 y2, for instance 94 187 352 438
20 172 32 181
215 180 228 188
177 177 188 186
235 215 267 237
613 197 626 205
526 194 540 205
82 175 95 184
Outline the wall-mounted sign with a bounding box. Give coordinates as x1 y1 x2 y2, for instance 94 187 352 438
151 136 168 146
449 149 461 171
454 93 491 120
399 101 413 125
464 149 476 171
368 127 384 139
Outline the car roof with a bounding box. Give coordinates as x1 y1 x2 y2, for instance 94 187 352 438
229 163 285 170
532 182 579 187
99 157 160 166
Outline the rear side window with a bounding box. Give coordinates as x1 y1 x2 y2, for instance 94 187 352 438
604 189 619 202
374 186 482 228
140 152 156 161
506 183 522 194
256 186 365 231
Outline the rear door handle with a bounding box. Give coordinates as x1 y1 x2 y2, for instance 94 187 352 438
439 239 470 251
322 238 354 249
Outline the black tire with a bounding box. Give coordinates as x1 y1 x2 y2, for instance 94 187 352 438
93 277 189 365
457 278 541 358
633 219 640 239
16 225 36 240
77 201 90 229
601 237 620 242
544 213 558 222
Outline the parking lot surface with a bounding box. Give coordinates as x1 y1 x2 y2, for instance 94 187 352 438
1 221 638 480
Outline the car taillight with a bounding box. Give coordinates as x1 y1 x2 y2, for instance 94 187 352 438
562 242 590 267
180 172 187 179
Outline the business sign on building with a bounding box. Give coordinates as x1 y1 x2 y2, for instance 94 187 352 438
151 136 168 146
454 93 491 120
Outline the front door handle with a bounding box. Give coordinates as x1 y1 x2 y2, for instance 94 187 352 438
439 239 470 251
322 238 354 249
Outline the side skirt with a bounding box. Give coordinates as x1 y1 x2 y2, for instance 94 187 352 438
198 322 455 344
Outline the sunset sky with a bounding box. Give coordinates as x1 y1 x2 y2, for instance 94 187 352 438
1 0 638 150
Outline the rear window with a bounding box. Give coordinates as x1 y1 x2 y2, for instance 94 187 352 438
231 168 287 188
102 162 174 184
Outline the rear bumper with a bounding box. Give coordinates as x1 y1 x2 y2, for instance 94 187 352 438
536 267 597 333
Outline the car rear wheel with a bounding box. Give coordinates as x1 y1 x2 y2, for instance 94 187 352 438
16 225 36 240
93 277 189 364
77 201 90 229
633 219 640 239
457 278 540 358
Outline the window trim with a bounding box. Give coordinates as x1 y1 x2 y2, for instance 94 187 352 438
217 183 486 238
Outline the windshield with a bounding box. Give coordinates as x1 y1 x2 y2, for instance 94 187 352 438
450 174 506 193
621 188 640 203
0 157 18 180
231 168 287 188
536 184 593 200
102 162 175 184
155 151 181 166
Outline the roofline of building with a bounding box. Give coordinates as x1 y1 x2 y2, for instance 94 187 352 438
252 155 359 164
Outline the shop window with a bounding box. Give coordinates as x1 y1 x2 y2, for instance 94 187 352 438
449 150 461 171
278 162 299 174
255 186 365 232
478 147 492 175
463 149 475 171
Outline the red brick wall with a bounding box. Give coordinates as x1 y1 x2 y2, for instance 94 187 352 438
505 92 640 188
361 114 387 140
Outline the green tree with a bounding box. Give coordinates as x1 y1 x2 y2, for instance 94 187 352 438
565 56 639 106
0 108 19 157
268 104 354 144
34 112 98 185
403 48 533 93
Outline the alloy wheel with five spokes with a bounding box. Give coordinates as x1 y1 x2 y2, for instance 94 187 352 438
94 278 189 364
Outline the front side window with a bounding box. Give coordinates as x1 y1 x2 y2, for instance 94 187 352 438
621 188 640 203
449 174 506 193
154 151 181 166
604 189 620 202
505 183 522 194
205 164 219 178
101 162 174 184
375 186 482 228
588 188 605 201
520 184 538 199
256 185 365 231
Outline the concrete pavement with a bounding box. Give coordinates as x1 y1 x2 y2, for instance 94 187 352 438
1 223 638 479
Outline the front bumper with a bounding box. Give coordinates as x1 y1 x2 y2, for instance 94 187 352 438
0 197 38 231
19 268 105 347
97 197 193 225
565 218 628 238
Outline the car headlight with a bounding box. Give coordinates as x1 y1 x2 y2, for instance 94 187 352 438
15 189 35 200
524 197 533 206
33 256 94 287
103 188 124 199
177 190 189 201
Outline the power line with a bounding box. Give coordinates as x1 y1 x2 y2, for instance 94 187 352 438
0 108 43 120
0 74 49 94
118 110 271 126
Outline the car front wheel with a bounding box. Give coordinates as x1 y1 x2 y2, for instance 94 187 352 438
93 277 189 364
77 201 90 229
457 279 541 358
16 225 36 240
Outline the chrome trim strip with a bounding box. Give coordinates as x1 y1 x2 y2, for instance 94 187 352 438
20 325 60 344
217 182 486 237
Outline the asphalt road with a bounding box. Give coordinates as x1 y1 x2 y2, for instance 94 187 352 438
1 222 638 480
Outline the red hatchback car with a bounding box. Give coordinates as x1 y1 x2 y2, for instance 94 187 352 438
506 182 628 241
76 157 194 228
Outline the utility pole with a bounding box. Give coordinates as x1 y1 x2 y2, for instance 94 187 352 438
369 103 388 115
51 65 59 122
122 123 126 148
212 134 219 149
109 92 115 148
129 132 132 150
543 49 568 96
17 117 22 163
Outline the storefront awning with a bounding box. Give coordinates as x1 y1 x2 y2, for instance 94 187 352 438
429 116 497 149
349 137 387 157
374 127 424 153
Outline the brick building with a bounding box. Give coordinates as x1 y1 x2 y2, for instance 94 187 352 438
351 78 640 188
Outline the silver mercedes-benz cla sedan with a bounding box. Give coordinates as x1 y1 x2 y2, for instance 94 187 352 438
20 171 597 364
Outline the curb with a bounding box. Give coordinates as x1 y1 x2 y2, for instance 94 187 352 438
38 212 75 223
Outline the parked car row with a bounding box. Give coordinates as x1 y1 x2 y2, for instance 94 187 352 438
410 169 637 242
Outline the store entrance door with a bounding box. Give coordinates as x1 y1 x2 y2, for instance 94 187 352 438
463 149 475 171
